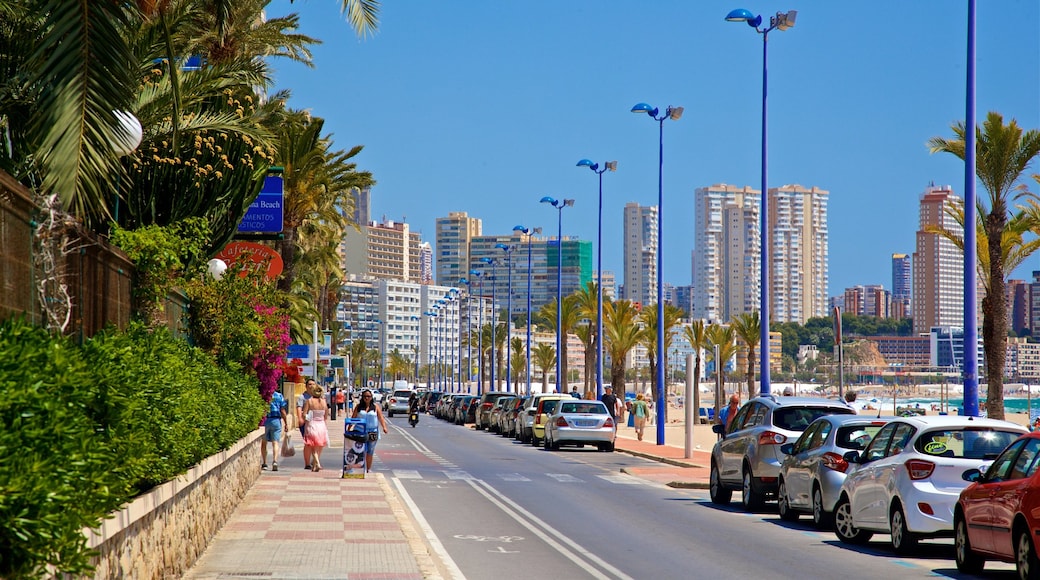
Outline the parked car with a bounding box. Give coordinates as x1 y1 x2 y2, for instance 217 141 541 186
520 393 573 443
955 431 1040 576
435 394 455 420
543 399 615 452
777 415 893 527
531 397 568 447
420 391 443 413
710 395 857 510
475 392 513 430
386 388 414 417
455 395 478 425
505 396 530 439
488 396 516 433
833 415 1026 554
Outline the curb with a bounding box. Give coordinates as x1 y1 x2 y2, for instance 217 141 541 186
615 447 706 470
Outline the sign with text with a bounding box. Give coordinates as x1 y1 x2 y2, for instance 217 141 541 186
287 344 310 360
214 241 283 280
238 176 283 233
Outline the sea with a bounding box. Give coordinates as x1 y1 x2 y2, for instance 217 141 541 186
862 396 1040 418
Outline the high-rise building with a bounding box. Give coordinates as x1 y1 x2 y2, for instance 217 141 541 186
913 185 964 335
768 185 829 323
594 271 617 301
1008 279 1029 336
843 285 892 318
341 219 425 284
622 202 658 308
351 186 371 226
892 253 911 308
435 212 481 286
692 184 760 323
418 242 433 285
673 285 694 317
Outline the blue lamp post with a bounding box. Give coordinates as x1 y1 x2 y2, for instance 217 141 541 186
961 1 979 416
470 269 486 395
373 318 385 391
480 257 499 390
725 8 797 397
410 315 420 384
495 243 516 392
540 196 575 393
631 102 682 444
460 278 472 392
424 311 436 389
445 289 460 392
576 158 617 399
513 225 542 396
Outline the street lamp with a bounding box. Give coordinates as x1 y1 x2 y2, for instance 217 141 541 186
470 269 486 395
963 1 979 416
631 102 682 444
373 318 385 391
410 315 420 384
540 196 575 394
424 310 436 389
513 225 542 396
576 158 617 399
480 257 499 390
445 289 460 392
495 242 516 393
725 7 797 397
460 277 474 393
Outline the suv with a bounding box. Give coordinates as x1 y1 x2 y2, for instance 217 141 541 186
474 392 513 430
386 388 414 417
710 395 856 510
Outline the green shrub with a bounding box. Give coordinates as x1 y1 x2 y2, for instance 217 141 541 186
0 318 265 578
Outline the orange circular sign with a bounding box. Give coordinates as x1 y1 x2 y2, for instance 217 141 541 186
215 241 284 280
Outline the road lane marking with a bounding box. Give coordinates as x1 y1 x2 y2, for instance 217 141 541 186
393 470 421 479
546 473 583 483
597 475 645 485
390 477 465 580
468 479 635 580
498 473 532 482
445 470 475 480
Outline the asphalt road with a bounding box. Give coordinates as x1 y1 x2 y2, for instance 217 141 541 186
375 413 1017 580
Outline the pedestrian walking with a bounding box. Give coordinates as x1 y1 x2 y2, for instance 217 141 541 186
351 389 389 473
718 394 741 433
261 390 288 471
296 379 315 469
302 385 330 472
630 393 650 441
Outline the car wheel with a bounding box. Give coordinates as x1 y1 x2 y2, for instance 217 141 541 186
954 514 985 574
1017 525 1040 580
543 433 550 450
741 467 764 511
604 442 615 452
811 485 832 529
550 435 561 451
834 496 873 544
709 461 732 505
890 505 918 555
531 435 540 447
777 478 798 521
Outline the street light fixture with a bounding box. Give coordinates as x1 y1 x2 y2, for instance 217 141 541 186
470 269 486 395
424 310 436 389
576 158 617 399
631 102 681 445
725 8 797 397
963 1 979 416
373 318 385 391
480 257 499 390
540 196 575 394
513 225 542 396
460 277 474 393
410 315 420 384
495 242 516 393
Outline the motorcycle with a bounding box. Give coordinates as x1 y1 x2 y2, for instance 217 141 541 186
408 410 419 428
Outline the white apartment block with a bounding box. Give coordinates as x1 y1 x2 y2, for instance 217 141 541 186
768 184 829 323
435 211 481 286
692 184 760 324
913 185 964 335
622 202 658 307
341 219 425 284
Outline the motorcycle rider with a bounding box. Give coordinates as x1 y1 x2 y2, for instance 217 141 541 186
408 391 420 425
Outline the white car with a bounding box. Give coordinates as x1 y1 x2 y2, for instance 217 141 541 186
543 399 615 452
833 415 1026 554
386 389 414 417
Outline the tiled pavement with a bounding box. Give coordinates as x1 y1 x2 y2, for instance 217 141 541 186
183 415 713 579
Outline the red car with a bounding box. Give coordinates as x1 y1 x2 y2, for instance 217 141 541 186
954 430 1040 577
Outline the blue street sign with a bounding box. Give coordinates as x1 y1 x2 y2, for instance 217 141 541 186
287 344 310 360
238 176 283 233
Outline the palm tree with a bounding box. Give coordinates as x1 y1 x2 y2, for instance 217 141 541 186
929 112 1040 420
638 302 684 405
706 323 737 418
573 281 599 396
510 337 526 392
348 338 367 389
603 300 644 401
731 311 761 400
537 295 582 392
683 320 709 420
387 349 410 381
533 344 556 392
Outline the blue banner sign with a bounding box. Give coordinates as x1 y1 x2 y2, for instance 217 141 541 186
287 344 310 360
238 176 284 233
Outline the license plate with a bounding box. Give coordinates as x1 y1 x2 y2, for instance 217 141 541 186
573 419 597 427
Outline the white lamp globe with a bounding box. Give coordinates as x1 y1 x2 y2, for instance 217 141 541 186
111 111 144 156
207 259 227 281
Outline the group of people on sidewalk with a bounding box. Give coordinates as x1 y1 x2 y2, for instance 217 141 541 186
599 386 652 441
259 380 389 474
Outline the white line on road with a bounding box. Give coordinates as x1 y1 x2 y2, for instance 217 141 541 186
546 473 583 483
468 479 635 580
497 473 532 482
391 477 466 580
393 469 422 479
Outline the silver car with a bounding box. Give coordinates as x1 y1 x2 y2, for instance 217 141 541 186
710 395 856 510
777 415 892 527
543 399 615 452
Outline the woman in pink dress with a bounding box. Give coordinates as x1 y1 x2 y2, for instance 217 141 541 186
302 385 330 471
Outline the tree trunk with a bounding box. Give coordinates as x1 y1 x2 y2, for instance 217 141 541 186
984 214 1007 420
560 337 569 392
276 224 297 294
747 346 756 400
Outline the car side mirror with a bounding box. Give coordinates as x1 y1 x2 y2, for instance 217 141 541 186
780 443 794 455
843 450 860 464
962 468 984 483
712 424 725 435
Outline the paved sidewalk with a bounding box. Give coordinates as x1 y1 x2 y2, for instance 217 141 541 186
183 412 714 579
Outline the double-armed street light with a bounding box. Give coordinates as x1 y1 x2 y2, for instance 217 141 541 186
540 196 575 393
410 315 420 384
470 269 486 395
495 242 517 393
513 225 542 396
631 102 682 444
725 7 797 397
372 318 386 390
576 158 617 399
423 310 437 389
480 257 500 390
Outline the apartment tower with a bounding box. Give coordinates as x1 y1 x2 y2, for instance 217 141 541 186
435 212 481 286
768 185 829 323
622 202 658 308
912 185 964 335
692 184 760 323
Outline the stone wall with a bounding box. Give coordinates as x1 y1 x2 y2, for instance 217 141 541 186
84 429 263 580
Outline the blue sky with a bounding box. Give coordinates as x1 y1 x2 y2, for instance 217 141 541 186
268 0 1040 298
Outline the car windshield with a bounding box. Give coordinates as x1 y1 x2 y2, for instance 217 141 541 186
773 406 854 431
836 424 886 450
560 402 606 414
915 428 1023 459
541 400 561 414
